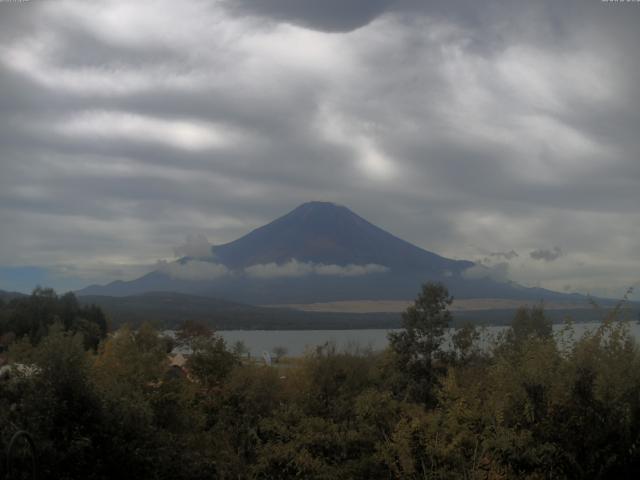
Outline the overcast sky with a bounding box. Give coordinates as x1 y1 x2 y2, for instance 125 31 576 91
0 0 639 299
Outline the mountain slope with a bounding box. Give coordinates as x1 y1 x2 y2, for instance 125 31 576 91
77 201 586 305
212 201 472 273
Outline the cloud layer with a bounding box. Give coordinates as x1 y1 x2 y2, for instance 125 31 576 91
462 262 509 283
173 233 213 259
156 260 229 281
244 259 389 278
155 258 389 281
0 0 639 299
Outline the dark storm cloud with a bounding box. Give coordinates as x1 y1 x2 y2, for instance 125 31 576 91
223 0 394 32
530 247 563 263
0 0 638 298
223 0 568 39
488 251 519 261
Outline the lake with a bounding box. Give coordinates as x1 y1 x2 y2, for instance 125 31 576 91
217 321 640 358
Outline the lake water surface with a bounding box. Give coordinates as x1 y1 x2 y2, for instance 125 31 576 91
217 322 640 358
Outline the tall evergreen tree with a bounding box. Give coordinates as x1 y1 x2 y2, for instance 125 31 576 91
388 282 453 405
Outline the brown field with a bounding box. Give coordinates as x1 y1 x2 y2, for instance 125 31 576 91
264 298 591 314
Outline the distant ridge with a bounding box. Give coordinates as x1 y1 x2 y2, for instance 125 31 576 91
0 289 27 302
77 291 401 330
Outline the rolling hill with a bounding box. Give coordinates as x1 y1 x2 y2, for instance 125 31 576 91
77 291 401 330
0 289 27 302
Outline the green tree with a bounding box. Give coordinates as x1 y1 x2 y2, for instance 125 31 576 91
509 304 552 345
388 282 453 405
187 334 238 389
0 288 108 348
7 323 104 479
232 340 249 358
451 322 481 364
272 345 288 363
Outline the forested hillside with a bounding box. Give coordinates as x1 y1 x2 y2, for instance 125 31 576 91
0 285 639 479
78 291 402 330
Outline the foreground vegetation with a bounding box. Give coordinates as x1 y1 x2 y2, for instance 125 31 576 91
0 285 639 479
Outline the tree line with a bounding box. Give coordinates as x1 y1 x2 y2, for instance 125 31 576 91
0 284 639 479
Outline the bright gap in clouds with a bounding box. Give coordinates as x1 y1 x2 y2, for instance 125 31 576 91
358 139 396 180
56 111 236 151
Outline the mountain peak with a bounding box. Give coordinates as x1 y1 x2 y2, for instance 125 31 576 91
280 201 360 226
211 201 471 272
288 201 351 219
296 201 344 209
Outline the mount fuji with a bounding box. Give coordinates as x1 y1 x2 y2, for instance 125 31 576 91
77 201 582 305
